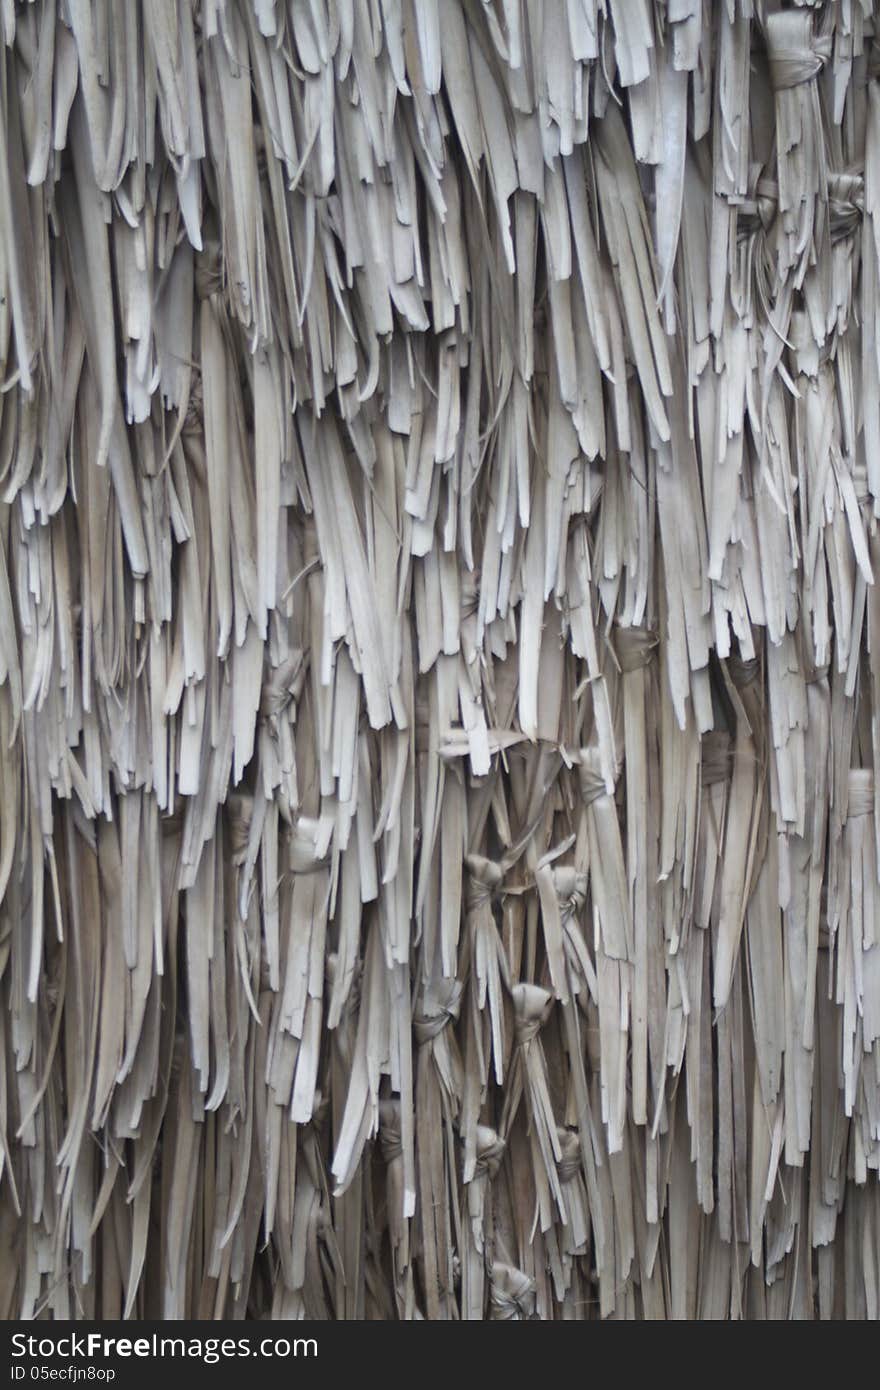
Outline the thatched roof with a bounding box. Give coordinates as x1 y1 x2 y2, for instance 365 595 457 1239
0 0 878 1319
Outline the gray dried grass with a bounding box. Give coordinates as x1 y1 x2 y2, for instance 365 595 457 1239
0 0 878 1320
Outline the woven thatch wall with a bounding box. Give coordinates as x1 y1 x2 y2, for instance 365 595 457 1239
1 0 879 1321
